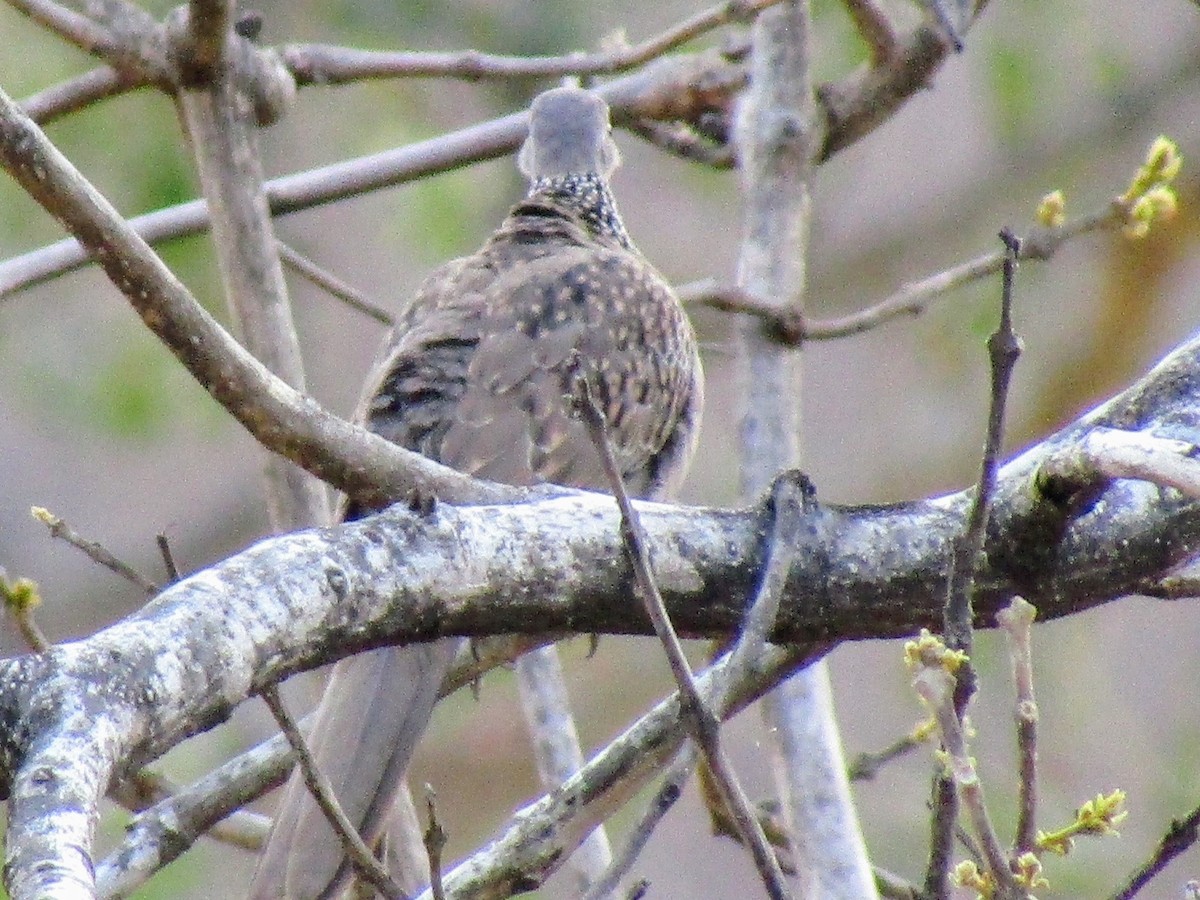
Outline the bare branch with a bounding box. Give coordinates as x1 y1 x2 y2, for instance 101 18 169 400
1039 429 1200 500
944 230 1023 656
31 506 158 595
261 686 403 899
0 20 986 301
175 12 330 531
912 661 1021 898
277 241 394 326
842 0 899 65
281 0 777 85
18 66 149 125
584 747 699 900
997 597 1039 855
680 202 1121 344
5 0 120 56
576 375 791 899
8 340 1200 895
0 83 508 509
1109 804 1200 900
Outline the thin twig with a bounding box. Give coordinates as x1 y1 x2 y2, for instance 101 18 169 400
5 0 120 56
19 66 150 125
260 686 403 899
423 787 448 900
277 240 394 326
944 229 1023 665
842 0 899 64
574 374 792 900
1108 804 1200 900
1 570 50 652
847 727 928 781
584 746 699 900
926 229 1024 897
913 664 1018 897
679 204 1119 344
924 775 957 900
156 533 181 583
30 506 158 595
281 0 780 85
624 118 734 168
997 597 1038 854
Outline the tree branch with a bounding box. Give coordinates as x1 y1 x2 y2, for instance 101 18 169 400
281 0 779 85
0 82 508 510
2 349 1200 894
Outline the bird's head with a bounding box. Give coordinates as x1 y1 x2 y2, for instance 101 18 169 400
518 87 620 183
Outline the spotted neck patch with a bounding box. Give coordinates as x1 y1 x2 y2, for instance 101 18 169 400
529 172 635 252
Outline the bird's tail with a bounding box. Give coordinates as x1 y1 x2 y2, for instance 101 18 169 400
248 639 462 899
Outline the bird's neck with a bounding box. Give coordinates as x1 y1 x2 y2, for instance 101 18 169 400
527 173 635 252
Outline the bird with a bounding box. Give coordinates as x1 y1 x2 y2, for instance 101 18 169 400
249 85 704 899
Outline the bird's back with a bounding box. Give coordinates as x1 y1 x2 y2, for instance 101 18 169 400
359 192 702 497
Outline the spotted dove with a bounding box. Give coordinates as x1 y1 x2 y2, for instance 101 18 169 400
249 86 704 899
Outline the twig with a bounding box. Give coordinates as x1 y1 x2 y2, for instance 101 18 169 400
281 0 779 85
584 747 699 900
912 662 1018 897
926 229 1024 897
277 240 394 326
30 506 158 595
19 66 150 125
1 570 49 652
997 597 1038 854
623 118 734 168
842 0 899 64
678 204 1119 345
944 228 1023 664
513 644 615 891
1108 804 1200 900
0 83 506 509
847 726 929 781
423 787 448 900
1038 429 1200 501
260 685 403 899
5 0 120 57
574 374 792 900
155 533 181 583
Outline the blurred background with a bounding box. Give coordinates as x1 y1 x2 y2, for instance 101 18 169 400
1 0 1199 896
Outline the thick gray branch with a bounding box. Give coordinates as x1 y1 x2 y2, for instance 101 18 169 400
2 327 1200 894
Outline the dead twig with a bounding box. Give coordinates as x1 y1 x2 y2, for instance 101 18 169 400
260 686 403 899
31 506 158 595
575 373 792 900
281 0 779 85
277 240 394 326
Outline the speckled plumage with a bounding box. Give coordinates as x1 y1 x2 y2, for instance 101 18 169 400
250 87 702 900
358 171 702 498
